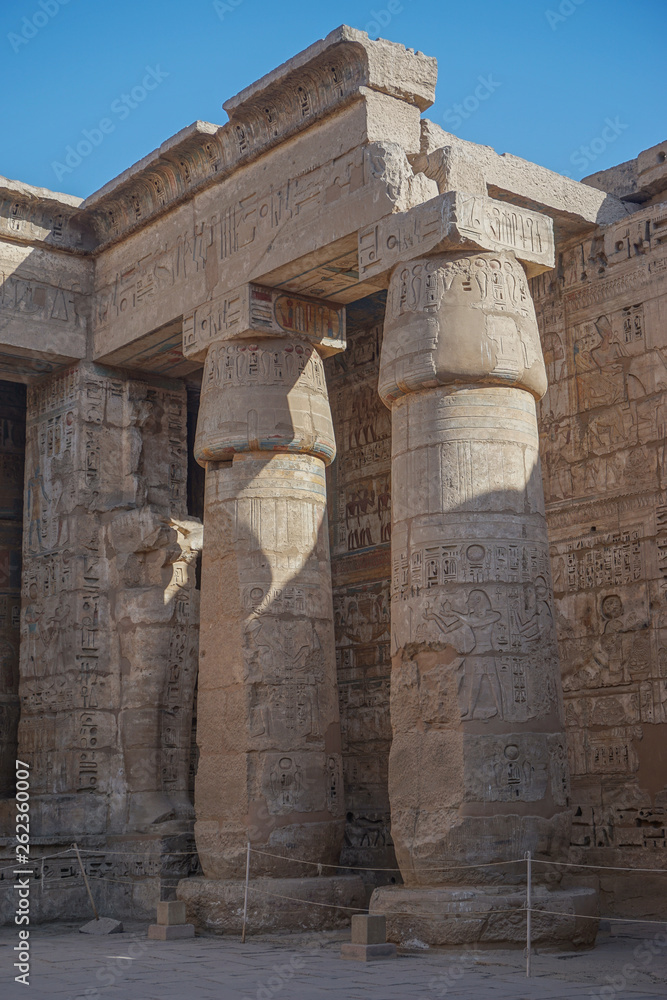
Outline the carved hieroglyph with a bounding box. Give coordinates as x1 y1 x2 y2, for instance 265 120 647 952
17 363 200 836
534 197 667 885
193 302 345 879
379 251 571 882
326 295 396 876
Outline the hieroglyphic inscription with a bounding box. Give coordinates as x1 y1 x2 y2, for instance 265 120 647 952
536 195 667 886
203 340 328 393
183 283 345 358
358 191 554 281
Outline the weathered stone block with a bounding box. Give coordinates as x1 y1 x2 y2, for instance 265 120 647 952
79 917 123 935
157 900 187 926
351 913 387 945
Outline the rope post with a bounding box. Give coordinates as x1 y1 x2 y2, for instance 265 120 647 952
73 843 99 921
241 840 251 943
525 850 532 978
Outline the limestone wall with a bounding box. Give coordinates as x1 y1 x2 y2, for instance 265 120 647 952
533 197 667 917
325 293 397 888
17 362 200 837
0 382 24 798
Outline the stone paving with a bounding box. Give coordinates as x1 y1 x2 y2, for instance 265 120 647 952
1 921 666 1000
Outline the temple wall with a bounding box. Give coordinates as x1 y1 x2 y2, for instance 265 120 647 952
0 363 202 922
533 198 667 917
325 293 397 890
0 382 24 798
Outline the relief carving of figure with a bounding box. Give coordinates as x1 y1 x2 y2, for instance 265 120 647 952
26 466 49 553
346 487 375 550
425 589 503 720
574 316 628 411
377 483 391 543
246 618 324 737
564 594 649 691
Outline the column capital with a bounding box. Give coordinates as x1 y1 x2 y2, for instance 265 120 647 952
378 249 548 405
183 283 346 362
358 191 555 283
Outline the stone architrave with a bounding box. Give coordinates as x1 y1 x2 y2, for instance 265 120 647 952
368 223 598 945
189 286 363 917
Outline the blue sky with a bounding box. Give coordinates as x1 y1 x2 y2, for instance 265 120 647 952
1 0 665 198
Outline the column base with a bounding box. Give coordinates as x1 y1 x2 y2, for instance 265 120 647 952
370 884 599 949
148 923 195 940
177 875 366 934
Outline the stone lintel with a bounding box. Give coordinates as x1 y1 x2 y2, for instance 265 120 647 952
583 137 667 205
413 121 636 243
0 175 94 252
358 191 555 283
223 25 437 117
80 28 436 253
183 283 346 361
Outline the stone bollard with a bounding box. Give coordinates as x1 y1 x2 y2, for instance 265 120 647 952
148 900 195 940
341 914 396 961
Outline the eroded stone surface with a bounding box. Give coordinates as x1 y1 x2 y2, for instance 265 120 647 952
17 364 199 837
177 874 365 934
371 884 599 948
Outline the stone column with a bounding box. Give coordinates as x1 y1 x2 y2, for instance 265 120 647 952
180 286 364 932
370 250 598 946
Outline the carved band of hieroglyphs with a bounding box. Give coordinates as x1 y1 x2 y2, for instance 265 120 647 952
385 253 534 321
392 538 553 601
203 341 329 393
184 284 346 358
358 192 555 281
95 144 377 332
0 273 85 327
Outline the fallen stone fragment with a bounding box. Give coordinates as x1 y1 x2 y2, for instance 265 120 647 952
79 917 124 935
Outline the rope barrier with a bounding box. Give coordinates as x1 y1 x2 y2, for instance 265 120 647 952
528 908 667 926
2 865 667 930
3 846 667 876
246 884 528 920
532 858 667 874
247 847 525 873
